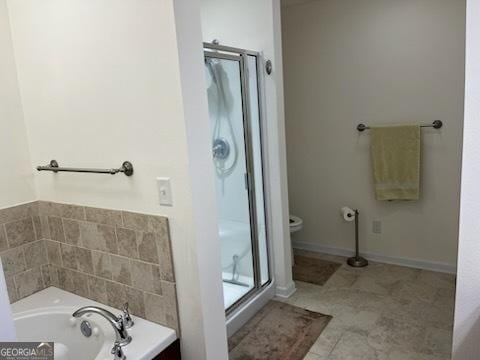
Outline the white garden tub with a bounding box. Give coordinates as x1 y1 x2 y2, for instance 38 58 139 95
11 287 177 360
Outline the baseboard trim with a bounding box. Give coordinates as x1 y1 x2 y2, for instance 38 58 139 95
275 281 297 298
293 241 457 274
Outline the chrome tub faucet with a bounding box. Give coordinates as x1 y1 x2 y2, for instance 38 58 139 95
73 304 134 359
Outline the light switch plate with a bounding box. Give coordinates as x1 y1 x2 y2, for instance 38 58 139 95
157 177 173 206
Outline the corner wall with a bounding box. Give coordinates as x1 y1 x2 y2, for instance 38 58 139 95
0 0 34 342
0 0 35 208
453 0 480 356
283 0 465 270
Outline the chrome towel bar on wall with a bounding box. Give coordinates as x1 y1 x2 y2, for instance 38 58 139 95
36 160 134 176
357 120 443 132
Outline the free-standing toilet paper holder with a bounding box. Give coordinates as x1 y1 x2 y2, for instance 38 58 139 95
346 209 368 268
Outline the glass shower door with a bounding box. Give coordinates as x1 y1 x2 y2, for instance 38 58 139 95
205 53 256 309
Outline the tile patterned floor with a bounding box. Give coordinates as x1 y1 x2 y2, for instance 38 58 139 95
277 250 456 360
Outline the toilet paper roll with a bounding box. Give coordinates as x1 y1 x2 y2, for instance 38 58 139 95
341 206 356 222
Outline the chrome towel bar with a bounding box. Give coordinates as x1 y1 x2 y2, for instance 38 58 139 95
357 120 443 132
37 160 134 176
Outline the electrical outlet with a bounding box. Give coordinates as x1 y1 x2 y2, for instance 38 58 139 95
372 220 382 234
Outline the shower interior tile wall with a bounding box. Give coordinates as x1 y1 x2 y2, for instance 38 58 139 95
0 201 179 333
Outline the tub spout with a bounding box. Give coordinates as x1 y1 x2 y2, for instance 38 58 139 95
73 306 132 346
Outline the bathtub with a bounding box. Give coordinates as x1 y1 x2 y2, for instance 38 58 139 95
11 287 177 360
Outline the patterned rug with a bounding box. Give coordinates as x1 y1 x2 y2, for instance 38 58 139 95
293 254 341 286
228 301 331 360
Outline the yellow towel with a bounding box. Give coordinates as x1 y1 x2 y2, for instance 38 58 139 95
371 125 421 201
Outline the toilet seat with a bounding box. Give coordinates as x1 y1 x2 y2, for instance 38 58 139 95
289 215 303 233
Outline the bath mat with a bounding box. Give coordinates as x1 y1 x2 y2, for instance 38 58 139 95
293 254 341 286
228 301 331 360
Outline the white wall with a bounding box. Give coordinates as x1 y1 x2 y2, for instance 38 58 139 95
453 0 480 356
283 0 465 270
0 0 35 208
201 0 295 297
172 0 228 358
6 1 227 358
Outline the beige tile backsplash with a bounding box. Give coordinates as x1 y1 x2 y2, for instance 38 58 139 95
0 201 179 332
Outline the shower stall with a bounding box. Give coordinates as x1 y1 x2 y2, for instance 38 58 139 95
204 42 272 318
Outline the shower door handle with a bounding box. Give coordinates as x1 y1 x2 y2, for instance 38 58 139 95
244 172 251 191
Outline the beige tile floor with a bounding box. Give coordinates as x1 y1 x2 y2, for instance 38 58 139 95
277 250 456 360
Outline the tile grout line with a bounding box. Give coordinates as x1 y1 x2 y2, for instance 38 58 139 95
45 238 169 270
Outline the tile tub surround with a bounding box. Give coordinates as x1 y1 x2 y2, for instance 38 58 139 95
1 201 179 333
0 202 47 303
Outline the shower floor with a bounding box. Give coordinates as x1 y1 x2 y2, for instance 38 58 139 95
223 273 254 309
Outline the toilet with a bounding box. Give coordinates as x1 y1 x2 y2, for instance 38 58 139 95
289 215 303 233
289 215 303 265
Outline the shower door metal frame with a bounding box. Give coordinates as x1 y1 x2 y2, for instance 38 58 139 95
204 42 273 316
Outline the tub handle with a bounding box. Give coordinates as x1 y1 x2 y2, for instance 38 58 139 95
122 302 134 329
111 342 126 360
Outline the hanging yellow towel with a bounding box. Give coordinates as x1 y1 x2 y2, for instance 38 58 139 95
371 125 421 200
